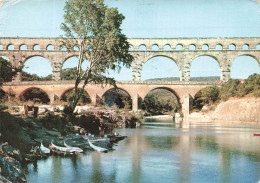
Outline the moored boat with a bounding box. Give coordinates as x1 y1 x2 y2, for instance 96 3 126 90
50 140 74 154
40 141 50 154
64 141 83 153
87 138 108 152
253 133 260 136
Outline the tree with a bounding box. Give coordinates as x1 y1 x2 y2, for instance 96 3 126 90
0 57 17 85
60 0 133 112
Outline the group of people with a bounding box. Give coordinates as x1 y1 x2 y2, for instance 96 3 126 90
24 105 39 118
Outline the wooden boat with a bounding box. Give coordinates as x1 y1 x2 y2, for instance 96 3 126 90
51 140 74 154
64 141 83 153
87 138 108 152
253 133 260 136
40 141 50 154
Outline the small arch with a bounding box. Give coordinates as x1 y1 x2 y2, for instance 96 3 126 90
176 44 183 51
19 87 50 104
215 44 223 50
60 45 68 51
242 44 249 50
189 44 196 51
129 45 134 51
202 44 209 51
151 44 159 51
46 44 54 51
139 44 147 51
255 44 260 50
102 88 132 109
20 44 27 51
33 44 41 51
163 44 171 51
73 45 80 51
229 44 236 50
7 44 14 50
0 45 3 50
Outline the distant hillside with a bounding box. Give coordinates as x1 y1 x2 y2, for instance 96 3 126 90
146 76 220 82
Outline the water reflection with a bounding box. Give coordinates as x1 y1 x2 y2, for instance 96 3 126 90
27 120 260 183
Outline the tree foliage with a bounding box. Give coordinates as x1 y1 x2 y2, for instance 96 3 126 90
142 89 180 115
102 89 132 109
60 0 133 111
0 57 17 85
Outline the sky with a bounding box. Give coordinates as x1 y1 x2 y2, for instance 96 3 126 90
0 0 260 79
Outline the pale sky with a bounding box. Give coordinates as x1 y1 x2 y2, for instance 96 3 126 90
0 0 260 79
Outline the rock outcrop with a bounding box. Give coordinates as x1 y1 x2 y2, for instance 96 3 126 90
188 97 260 123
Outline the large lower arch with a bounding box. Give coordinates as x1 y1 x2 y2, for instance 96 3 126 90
102 88 132 109
142 87 181 115
141 56 180 81
22 56 52 80
190 55 221 81
230 55 260 79
60 88 91 105
19 87 50 104
61 56 90 80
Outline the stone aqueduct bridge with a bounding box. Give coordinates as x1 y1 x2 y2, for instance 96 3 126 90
0 37 260 114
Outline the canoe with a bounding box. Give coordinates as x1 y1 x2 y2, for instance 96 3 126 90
253 133 260 136
40 141 50 154
87 138 108 152
51 140 74 154
64 141 83 153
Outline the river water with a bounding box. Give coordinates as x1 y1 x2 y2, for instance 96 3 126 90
26 120 260 183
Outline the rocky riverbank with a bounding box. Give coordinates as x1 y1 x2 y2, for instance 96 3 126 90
0 107 139 182
188 97 260 123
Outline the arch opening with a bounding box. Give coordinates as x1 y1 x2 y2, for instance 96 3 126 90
33 45 41 51
20 44 27 51
256 44 260 50
102 88 132 110
0 56 13 83
229 44 236 50
46 44 54 51
141 56 180 81
215 44 223 50
164 44 171 51
61 88 91 105
139 44 147 51
60 45 68 51
189 44 196 51
19 87 50 104
202 44 209 51
22 56 52 80
242 44 249 50
230 55 260 79
151 44 159 51
190 56 220 81
61 56 90 80
142 88 181 115
176 44 183 51
128 45 134 51
0 45 3 50
73 45 80 51
7 44 14 50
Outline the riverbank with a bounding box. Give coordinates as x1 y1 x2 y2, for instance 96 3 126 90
0 107 140 182
188 97 260 124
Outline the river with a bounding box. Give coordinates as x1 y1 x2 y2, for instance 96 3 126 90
26 119 260 183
